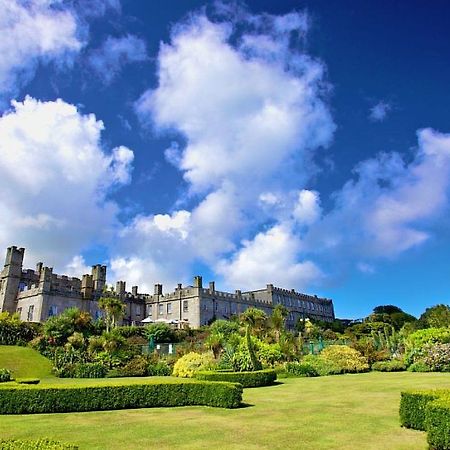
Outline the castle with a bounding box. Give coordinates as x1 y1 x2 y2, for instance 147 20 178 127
0 246 335 328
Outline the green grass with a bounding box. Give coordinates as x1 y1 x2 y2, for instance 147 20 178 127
0 372 449 449
0 345 53 379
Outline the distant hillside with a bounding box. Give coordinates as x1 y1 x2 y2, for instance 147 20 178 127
0 345 54 379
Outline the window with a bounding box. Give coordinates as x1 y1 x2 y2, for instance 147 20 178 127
158 303 164 315
183 300 189 313
167 303 172 314
135 305 142 316
27 305 34 321
19 282 27 292
215 302 218 311
147 305 153 316
16 307 22 317
48 305 57 317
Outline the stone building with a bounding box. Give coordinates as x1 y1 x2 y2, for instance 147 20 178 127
0 246 334 328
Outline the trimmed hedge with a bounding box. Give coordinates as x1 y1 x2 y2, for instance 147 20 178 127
400 390 445 430
195 369 277 388
371 360 406 372
426 397 450 450
0 379 242 413
0 438 77 449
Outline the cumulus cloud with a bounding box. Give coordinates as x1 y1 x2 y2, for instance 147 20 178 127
369 100 392 122
0 96 133 269
88 35 147 84
128 6 335 291
307 128 450 260
293 189 322 226
216 224 323 291
0 0 83 105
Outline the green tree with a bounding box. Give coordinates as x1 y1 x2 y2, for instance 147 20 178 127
240 308 267 371
270 305 288 343
98 295 125 332
419 304 450 328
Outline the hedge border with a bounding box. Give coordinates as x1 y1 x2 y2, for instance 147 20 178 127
0 380 242 413
426 397 450 450
0 438 77 450
195 369 276 388
399 390 446 430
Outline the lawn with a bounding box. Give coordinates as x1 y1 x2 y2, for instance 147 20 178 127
0 372 449 449
0 345 54 379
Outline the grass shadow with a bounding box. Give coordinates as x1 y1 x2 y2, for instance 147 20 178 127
237 402 254 409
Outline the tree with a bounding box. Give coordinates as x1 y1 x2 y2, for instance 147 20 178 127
240 308 267 371
270 305 288 343
419 304 450 328
98 295 125 332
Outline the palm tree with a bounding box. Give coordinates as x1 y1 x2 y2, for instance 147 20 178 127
271 304 289 343
240 308 267 371
98 294 125 332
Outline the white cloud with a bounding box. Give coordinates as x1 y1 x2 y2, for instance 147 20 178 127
307 128 450 259
0 96 133 269
293 189 321 226
88 35 147 84
216 224 323 291
130 7 335 291
0 0 83 105
65 255 91 277
369 100 392 122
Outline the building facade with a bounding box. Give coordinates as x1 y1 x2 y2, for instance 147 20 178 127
0 246 335 328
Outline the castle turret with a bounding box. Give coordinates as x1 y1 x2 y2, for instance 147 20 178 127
0 246 25 313
81 274 93 299
92 264 106 292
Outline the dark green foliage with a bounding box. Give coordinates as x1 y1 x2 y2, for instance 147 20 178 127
209 320 239 338
371 360 406 372
147 361 171 376
285 362 319 377
196 369 276 387
0 313 38 345
0 438 78 449
407 361 431 372
15 378 40 384
117 356 148 377
114 326 147 339
72 363 107 378
426 397 450 450
144 323 176 343
0 380 242 413
399 390 447 430
419 304 450 329
373 305 403 315
0 369 12 382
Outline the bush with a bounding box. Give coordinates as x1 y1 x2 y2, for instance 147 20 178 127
371 360 406 372
0 312 38 345
0 369 12 382
196 369 276 387
0 379 242 413
118 356 148 377
147 361 171 376
0 438 78 449
301 355 342 376
320 345 369 373
285 361 318 377
399 390 448 430
423 343 450 372
405 328 450 364
407 361 432 372
426 396 450 450
73 363 107 379
172 352 214 378
15 378 40 385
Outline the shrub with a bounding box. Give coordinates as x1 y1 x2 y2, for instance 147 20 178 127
301 355 342 376
423 343 450 372
73 363 107 379
285 361 318 377
119 356 148 377
15 378 40 385
407 361 431 372
371 360 406 372
426 396 450 450
0 312 38 345
0 369 12 382
0 438 78 449
144 323 176 343
0 379 242 413
399 390 448 430
320 345 369 373
405 328 450 364
196 369 276 387
147 361 171 376
172 352 214 378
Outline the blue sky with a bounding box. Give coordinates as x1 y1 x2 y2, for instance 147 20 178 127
1 0 450 319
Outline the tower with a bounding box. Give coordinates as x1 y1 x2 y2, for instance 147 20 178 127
0 246 25 313
92 264 107 292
